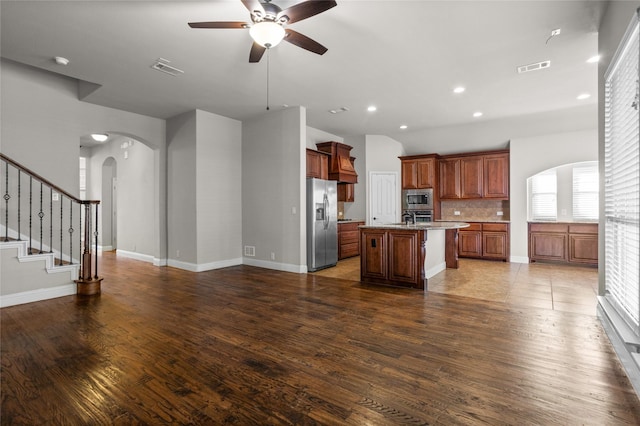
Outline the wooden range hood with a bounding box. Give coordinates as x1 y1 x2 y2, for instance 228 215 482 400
315 141 358 184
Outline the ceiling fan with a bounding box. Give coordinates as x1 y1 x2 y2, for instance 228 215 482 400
188 0 337 63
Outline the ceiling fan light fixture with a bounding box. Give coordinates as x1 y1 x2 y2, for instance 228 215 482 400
250 21 285 48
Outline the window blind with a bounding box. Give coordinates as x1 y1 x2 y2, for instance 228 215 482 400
573 164 599 220
604 15 640 330
531 170 557 221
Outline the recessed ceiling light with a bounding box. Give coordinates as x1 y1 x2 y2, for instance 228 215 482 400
91 133 109 142
576 93 591 100
473 112 483 118
586 55 600 63
399 125 408 130
367 106 377 112
453 87 465 94
54 56 69 66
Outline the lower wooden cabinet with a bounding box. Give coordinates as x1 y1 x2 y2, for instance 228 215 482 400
360 228 426 289
338 221 364 260
528 222 598 266
458 222 509 261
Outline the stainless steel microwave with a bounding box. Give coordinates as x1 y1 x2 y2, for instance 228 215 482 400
402 188 434 210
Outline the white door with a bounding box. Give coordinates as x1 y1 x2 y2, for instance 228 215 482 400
370 172 398 225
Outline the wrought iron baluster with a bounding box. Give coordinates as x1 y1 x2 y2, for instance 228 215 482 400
60 195 63 265
49 187 53 253
29 176 32 254
69 199 73 265
79 202 84 278
39 182 44 254
3 161 9 241
17 170 21 240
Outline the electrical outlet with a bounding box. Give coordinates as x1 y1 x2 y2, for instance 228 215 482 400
176 249 180 258
454 211 461 216
497 211 503 216
270 252 275 261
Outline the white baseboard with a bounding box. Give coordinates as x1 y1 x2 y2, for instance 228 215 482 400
0 283 76 308
510 255 530 264
243 257 306 274
167 257 243 272
153 258 168 267
426 261 446 279
116 249 155 264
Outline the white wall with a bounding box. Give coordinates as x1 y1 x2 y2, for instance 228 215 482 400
306 126 343 148
195 110 242 267
166 109 242 271
510 129 598 262
86 136 155 257
242 107 306 272
364 135 406 224
167 111 199 265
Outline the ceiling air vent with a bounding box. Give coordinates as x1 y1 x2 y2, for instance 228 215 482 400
517 60 551 74
150 58 184 76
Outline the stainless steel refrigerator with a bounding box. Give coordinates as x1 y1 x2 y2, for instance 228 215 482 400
306 178 338 272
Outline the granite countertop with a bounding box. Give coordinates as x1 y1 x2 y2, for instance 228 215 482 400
359 221 470 230
437 219 511 223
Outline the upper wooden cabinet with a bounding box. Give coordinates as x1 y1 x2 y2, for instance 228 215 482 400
483 153 509 199
438 158 461 199
439 150 509 200
460 156 484 198
306 149 329 180
400 155 437 189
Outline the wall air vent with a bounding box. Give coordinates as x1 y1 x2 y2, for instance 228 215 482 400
517 60 551 74
150 58 184 76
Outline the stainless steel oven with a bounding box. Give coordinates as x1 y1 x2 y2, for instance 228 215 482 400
402 210 433 223
402 188 434 211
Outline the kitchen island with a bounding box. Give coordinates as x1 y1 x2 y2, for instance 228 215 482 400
359 222 469 290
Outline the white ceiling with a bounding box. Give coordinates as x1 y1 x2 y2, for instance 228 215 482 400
1 0 605 153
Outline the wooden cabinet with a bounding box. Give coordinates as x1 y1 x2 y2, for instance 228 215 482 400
306 149 329 179
439 158 461 199
400 156 436 189
458 222 482 257
439 150 509 200
529 222 598 266
338 221 364 259
460 156 484 198
337 183 354 202
483 153 509 198
360 228 427 289
458 222 509 261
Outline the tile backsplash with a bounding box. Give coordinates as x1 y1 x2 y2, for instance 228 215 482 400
440 200 510 221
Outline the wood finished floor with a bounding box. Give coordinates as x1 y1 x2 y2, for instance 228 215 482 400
2 252 640 425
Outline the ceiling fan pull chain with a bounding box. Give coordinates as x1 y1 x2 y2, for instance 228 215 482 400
266 48 270 111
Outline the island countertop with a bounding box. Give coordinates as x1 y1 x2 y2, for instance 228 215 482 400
359 221 469 230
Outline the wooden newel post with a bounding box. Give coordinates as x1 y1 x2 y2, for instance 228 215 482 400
75 202 103 296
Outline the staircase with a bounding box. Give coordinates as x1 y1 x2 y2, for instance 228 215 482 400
1 154 102 307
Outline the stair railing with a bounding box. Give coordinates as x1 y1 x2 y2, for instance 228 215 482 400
1 153 102 294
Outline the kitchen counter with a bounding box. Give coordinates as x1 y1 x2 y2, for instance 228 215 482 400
359 221 469 230
438 219 510 223
359 222 468 290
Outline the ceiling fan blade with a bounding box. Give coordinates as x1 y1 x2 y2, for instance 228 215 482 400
188 21 249 29
283 29 328 55
278 0 337 24
249 42 267 63
241 0 265 15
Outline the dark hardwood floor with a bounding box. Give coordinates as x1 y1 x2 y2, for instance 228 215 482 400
2 252 640 424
